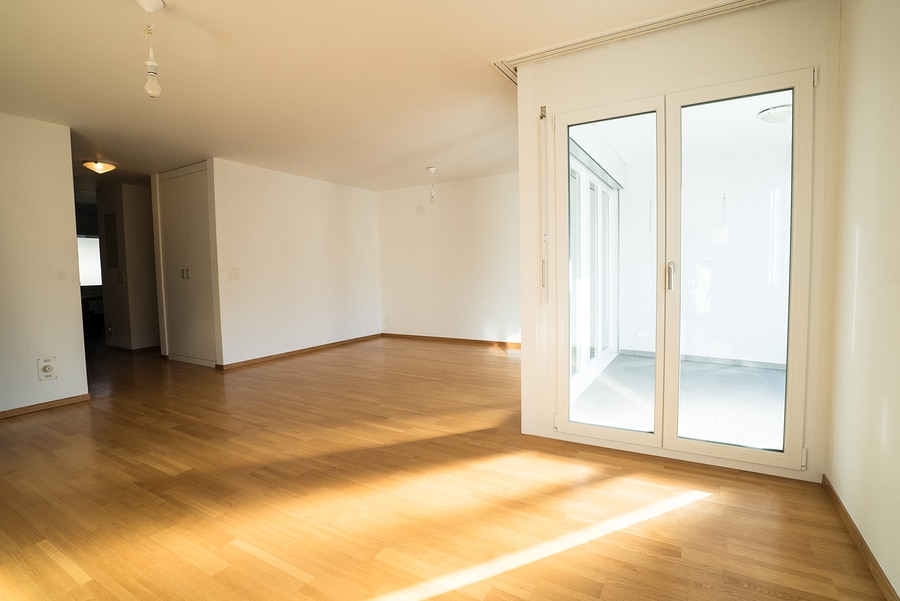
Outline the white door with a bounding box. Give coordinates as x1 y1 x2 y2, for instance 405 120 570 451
555 70 813 469
180 169 216 363
158 167 215 364
159 176 191 358
558 100 664 446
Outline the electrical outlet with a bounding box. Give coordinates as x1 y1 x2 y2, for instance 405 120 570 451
229 267 240 281
37 357 57 381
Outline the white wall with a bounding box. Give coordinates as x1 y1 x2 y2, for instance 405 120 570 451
0 113 88 411
829 0 900 590
517 0 838 480
211 158 382 365
378 173 520 343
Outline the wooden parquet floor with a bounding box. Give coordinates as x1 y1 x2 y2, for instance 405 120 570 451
0 337 885 600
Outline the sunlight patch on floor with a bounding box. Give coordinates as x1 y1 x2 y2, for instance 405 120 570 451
365 489 710 601
267 451 606 522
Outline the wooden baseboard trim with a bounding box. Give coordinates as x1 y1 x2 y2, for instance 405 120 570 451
822 474 899 601
105 345 161 355
382 333 522 349
0 394 91 420
217 334 521 370
217 334 383 370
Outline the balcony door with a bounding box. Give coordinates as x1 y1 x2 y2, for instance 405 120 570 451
555 71 813 469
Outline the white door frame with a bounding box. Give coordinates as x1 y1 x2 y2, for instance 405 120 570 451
553 69 814 470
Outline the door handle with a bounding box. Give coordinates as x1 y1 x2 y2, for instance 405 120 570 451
667 262 676 291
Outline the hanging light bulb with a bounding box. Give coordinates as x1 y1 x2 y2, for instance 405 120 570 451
427 166 437 202
141 13 161 98
144 47 161 98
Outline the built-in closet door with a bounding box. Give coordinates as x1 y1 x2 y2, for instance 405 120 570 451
179 169 215 363
158 165 216 365
159 175 190 357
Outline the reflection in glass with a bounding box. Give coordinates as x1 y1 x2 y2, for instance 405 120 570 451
678 90 792 451
568 112 657 433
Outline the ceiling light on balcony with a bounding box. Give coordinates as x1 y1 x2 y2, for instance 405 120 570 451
757 104 792 123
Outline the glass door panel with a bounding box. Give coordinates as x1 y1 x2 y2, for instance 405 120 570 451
676 90 793 451
566 111 658 434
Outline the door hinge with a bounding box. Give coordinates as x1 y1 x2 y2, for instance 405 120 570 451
812 67 819 87
540 105 547 120
801 447 808 470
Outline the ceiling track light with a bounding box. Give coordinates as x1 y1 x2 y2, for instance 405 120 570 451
83 161 116 174
427 166 437 202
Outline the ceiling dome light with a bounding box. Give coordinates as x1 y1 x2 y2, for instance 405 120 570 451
83 161 117 174
757 104 792 123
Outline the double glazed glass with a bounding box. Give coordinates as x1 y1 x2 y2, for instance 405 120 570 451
556 72 811 469
677 90 793 451
567 112 658 434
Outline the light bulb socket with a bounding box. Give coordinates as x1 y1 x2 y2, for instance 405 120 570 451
134 0 165 14
145 48 158 75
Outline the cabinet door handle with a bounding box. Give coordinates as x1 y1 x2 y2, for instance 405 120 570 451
186 268 190 279
180 268 185 279
667 261 676 291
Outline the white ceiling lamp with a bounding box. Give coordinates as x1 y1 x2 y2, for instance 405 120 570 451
427 166 437 202
135 0 165 98
83 161 117 174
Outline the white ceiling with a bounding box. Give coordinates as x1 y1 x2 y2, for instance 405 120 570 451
1 0 736 194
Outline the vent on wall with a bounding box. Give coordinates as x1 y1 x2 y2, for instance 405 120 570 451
491 0 779 85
